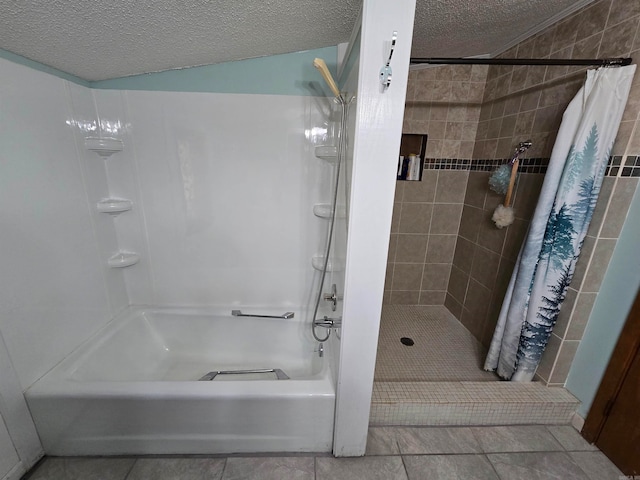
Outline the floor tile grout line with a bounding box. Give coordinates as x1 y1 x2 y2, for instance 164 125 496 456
399 452 411 480
219 457 228 480
484 452 504 480
122 458 137 480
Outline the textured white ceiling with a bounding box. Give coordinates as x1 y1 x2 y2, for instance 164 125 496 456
0 0 593 81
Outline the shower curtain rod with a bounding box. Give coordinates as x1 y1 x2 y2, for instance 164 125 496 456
409 57 633 67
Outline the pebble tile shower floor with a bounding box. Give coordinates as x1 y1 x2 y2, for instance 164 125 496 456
374 305 497 382
371 305 579 426
24 425 623 479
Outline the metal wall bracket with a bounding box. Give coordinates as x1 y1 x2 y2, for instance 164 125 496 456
380 31 397 90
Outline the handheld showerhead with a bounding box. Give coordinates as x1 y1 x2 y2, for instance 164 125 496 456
313 58 341 98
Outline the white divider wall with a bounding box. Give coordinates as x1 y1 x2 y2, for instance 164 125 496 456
333 0 416 456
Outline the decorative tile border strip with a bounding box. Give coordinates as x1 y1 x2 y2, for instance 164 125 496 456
424 158 549 173
423 156 638 177
611 155 640 177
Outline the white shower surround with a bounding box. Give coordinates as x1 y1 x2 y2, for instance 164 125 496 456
99 88 332 309
0 54 345 461
25 307 335 455
0 56 340 390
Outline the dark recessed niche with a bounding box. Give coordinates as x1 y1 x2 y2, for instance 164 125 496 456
400 337 415 346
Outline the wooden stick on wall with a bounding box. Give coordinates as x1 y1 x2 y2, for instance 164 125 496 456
504 159 519 207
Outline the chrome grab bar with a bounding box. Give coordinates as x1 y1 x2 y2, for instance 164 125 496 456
231 310 294 319
199 368 290 381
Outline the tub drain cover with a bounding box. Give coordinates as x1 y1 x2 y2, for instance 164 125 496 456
400 337 414 346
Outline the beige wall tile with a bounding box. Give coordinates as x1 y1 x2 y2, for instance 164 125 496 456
600 178 639 238
445 293 463 319
608 0 640 27
426 234 457 263
390 291 420 305
395 234 429 263
581 239 617 293
512 174 544 221
403 172 437 202
435 171 469 203
387 234 399 263
598 17 637 57
462 279 492 334
470 247 501 290
476 211 507 254
453 236 475 274
566 292 598 341
459 205 483 242
572 235 596 287
399 203 433 234
502 218 528 261
448 265 470 304
576 0 611 42
392 263 424 291
550 340 580 384
419 290 447 305
464 172 489 208
431 204 464 234
586 177 615 237
536 333 562 382
422 264 452 291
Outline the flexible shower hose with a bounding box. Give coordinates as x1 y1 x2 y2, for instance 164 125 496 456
311 96 348 342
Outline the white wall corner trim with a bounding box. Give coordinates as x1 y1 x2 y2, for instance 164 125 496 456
333 0 417 457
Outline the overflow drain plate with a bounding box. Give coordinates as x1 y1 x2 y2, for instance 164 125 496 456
400 337 415 346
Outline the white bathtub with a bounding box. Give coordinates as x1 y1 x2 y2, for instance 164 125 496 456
25 306 336 455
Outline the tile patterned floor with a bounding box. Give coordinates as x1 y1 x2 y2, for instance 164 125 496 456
25 426 624 479
371 306 580 426
374 305 497 382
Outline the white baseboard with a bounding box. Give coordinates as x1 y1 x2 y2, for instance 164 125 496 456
571 411 586 432
2 461 26 480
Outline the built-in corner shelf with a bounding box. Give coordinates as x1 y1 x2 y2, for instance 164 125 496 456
315 145 338 163
85 137 124 158
96 198 133 215
312 255 344 272
107 252 140 268
313 204 346 219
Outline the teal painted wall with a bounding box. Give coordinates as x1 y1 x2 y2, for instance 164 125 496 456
566 183 640 418
93 47 338 96
0 49 90 87
1 47 338 96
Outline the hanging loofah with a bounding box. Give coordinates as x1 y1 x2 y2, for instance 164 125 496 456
488 164 512 195
492 204 515 228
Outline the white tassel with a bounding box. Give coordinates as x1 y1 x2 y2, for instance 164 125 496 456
492 204 515 228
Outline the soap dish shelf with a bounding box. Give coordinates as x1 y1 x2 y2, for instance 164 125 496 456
314 145 338 163
312 255 344 272
97 198 132 215
313 204 346 219
85 137 124 157
108 252 140 268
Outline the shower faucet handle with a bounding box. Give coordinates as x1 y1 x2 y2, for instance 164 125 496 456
323 284 342 311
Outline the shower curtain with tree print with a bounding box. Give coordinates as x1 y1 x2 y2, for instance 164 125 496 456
484 65 636 381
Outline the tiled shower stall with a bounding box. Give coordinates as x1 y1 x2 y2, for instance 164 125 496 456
383 0 640 387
